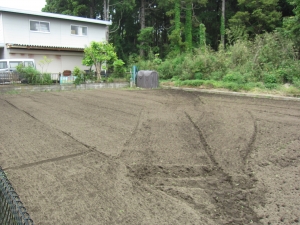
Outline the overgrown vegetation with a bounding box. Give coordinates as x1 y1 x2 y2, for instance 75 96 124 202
42 0 299 95
136 31 300 95
16 64 52 85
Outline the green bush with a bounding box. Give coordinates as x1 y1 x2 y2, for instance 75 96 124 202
16 64 52 85
73 67 86 85
263 73 277 84
210 71 224 80
265 83 278 89
292 78 300 88
223 82 241 92
107 77 114 83
222 72 246 84
40 73 52 85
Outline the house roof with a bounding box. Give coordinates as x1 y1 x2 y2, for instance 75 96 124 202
6 43 84 52
0 7 112 26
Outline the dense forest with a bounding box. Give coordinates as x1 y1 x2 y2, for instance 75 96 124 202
43 0 300 93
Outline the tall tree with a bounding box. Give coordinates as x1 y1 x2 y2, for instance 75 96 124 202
220 0 225 48
43 0 90 17
185 0 193 51
140 0 146 57
169 0 182 54
199 23 206 51
229 0 282 37
282 0 300 57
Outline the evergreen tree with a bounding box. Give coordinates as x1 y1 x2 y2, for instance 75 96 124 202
229 0 282 37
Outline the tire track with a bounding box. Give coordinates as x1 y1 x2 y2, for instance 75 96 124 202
184 112 219 167
241 111 258 168
3 150 94 170
4 99 107 155
122 108 144 147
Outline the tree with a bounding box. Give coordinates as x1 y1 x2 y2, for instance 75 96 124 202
169 0 182 54
137 27 155 58
229 0 282 37
185 0 193 51
282 0 300 57
220 0 225 48
43 0 90 17
82 41 121 80
140 0 146 57
199 23 206 51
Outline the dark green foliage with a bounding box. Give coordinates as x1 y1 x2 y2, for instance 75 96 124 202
229 0 282 37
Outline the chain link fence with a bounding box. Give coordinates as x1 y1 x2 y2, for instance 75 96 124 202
0 167 34 225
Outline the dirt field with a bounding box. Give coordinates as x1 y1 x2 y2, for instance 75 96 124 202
0 89 299 225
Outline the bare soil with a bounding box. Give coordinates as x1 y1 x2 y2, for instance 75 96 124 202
0 89 299 225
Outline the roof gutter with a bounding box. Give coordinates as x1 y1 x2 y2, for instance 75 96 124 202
0 7 112 26
6 43 84 52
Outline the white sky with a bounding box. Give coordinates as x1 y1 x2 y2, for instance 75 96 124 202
0 0 46 12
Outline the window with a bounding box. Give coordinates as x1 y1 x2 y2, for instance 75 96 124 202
30 20 50 32
9 61 22 69
24 61 34 67
0 62 7 69
71 25 87 36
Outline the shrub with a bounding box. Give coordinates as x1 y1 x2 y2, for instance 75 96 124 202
107 77 114 83
222 72 245 84
210 71 224 81
265 83 278 89
223 82 241 92
73 67 86 85
16 64 52 85
263 73 277 84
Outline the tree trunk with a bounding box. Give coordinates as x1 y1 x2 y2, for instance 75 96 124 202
185 1 193 51
103 0 107 20
96 62 102 80
140 0 146 57
90 0 95 18
220 0 225 49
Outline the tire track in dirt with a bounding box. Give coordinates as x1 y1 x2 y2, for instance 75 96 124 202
240 111 258 168
180 111 263 224
3 150 94 170
184 112 219 167
4 99 37 120
4 99 108 157
121 108 144 148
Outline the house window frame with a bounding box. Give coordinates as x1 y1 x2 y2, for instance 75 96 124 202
70 24 88 36
30 20 50 33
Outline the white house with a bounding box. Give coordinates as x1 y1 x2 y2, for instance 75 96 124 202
0 7 111 73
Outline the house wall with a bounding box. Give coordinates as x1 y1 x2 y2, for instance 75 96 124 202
1 12 107 48
0 14 4 44
8 48 90 73
0 11 108 73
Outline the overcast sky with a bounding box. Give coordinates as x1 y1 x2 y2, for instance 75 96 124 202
0 0 46 12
